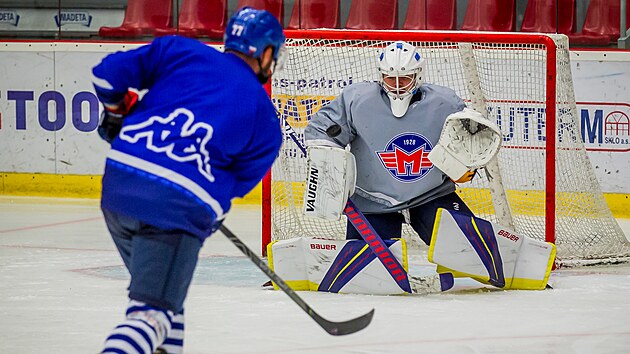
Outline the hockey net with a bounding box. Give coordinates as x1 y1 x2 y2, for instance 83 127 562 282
263 30 630 267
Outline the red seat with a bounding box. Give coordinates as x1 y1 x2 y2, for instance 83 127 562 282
345 0 398 30
402 0 456 30
461 0 515 32
287 0 340 29
569 0 630 46
155 0 227 38
99 0 173 37
237 0 284 23
521 0 575 34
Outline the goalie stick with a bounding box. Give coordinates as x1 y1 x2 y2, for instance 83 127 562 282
281 118 416 293
219 224 375 335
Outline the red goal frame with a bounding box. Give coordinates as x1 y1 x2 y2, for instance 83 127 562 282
261 29 559 256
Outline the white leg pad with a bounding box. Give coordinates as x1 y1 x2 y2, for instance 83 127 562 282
428 209 555 290
268 237 409 295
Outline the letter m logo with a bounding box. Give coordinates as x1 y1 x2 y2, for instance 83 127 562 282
376 132 434 183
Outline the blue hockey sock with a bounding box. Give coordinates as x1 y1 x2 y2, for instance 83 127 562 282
102 300 173 354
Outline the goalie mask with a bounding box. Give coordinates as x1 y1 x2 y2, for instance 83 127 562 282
378 41 426 118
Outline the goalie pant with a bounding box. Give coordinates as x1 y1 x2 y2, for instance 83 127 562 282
346 192 473 245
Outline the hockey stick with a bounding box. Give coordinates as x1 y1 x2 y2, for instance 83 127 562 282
219 224 374 335
281 118 413 293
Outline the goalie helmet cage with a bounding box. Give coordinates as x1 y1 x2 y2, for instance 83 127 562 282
262 29 630 267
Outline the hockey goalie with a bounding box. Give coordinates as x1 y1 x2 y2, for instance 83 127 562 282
268 41 555 295
268 141 555 294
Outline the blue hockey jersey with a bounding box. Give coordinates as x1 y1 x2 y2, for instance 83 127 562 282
92 36 282 240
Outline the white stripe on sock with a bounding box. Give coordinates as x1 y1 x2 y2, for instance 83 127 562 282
159 312 184 354
126 319 159 345
110 323 153 353
102 338 144 354
168 328 184 339
160 344 183 354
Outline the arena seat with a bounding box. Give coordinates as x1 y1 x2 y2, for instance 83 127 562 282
461 0 515 32
569 0 629 46
236 0 284 23
520 0 575 34
99 0 173 37
402 0 456 30
287 0 340 29
345 0 398 30
154 0 227 38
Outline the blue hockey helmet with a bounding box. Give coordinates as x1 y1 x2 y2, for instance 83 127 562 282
224 7 286 62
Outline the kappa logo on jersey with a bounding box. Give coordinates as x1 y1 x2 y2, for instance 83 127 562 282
376 133 433 182
119 108 215 182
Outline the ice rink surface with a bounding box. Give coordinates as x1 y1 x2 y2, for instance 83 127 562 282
1 196 630 354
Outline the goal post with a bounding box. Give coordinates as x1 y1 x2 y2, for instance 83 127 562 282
262 29 630 267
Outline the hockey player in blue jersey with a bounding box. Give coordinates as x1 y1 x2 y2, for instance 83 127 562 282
92 8 285 354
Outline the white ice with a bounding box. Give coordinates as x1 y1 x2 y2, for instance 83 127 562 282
1 196 630 354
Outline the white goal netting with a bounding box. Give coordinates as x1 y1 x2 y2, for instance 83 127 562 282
266 31 630 266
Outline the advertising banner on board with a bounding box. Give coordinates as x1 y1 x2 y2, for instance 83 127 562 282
0 43 628 192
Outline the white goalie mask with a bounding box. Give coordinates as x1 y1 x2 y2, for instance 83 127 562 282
378 41 426 117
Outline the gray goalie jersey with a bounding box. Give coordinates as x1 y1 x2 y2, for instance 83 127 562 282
304 81 466 214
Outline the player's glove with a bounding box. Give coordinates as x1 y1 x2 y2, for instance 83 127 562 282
97 90 139 144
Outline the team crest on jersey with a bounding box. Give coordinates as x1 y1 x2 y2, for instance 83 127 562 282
376 132 434 182
119 108 215 182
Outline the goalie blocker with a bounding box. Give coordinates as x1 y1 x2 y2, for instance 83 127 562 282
303 146 356 220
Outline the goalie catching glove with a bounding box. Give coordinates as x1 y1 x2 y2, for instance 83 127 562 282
303 146 356 220
428 108 502 183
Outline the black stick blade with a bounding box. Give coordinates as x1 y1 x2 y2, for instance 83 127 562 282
218 225 375 336
314 308 375 336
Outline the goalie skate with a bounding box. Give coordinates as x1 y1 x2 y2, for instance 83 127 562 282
409 273 455 295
